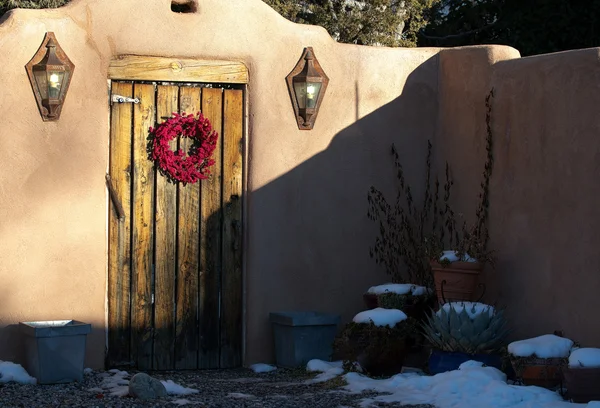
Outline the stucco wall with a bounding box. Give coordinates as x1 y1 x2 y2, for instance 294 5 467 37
0 0 442 368
438 46 600 346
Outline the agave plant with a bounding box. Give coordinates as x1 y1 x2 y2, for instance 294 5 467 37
422 303 510 354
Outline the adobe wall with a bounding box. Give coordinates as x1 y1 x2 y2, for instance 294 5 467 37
0 0 442 367
438 46 600 345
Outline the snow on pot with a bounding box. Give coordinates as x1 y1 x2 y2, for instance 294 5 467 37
430 251 483 304
332 308 415 377
508 334 573 388
363 283 435 321
422 302 509 374
563 348 600 403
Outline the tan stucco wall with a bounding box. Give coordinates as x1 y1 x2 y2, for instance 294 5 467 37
438 46 600 346
5 0 596 369
0 0 442 368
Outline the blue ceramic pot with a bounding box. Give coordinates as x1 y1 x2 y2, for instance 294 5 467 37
428 349 503 375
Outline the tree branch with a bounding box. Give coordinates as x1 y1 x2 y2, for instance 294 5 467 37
419 22 496 41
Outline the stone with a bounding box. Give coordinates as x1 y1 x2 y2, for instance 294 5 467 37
128 373 167 400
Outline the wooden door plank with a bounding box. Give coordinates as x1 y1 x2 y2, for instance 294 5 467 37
109 55 249 84
220 89 244 368
198 87 223 369
154 85 179 370
107 81 133 367
131 83 156 370
175 86 201 369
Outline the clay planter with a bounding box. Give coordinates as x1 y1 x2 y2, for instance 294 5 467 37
356 338 408 377
510 357 564 388
430 260 483 304
428 349 503 375
563 367 600 403
363 293 379 310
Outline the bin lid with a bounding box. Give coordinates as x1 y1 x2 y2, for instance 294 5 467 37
19 320 92 337
269 311 341 327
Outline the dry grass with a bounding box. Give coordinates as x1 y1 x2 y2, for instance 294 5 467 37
0 0 71 17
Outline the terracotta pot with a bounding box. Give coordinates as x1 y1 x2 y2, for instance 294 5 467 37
563 367 600 403
363 293 379 310
356 339 408 377
510 357 564 388
430 260 483 304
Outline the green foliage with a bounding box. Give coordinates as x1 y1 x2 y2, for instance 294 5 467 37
263 0 441 47
422 305 510 354
0 0 70 16
420 0 600 56
377 291 433 311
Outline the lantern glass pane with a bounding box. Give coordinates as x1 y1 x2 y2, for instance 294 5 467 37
305 82 322 109
294 81 307 109
47 70 65 99
33 68 49 99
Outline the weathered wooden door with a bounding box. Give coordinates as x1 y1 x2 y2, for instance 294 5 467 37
107 81 243 370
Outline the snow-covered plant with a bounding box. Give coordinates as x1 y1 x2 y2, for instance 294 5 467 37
421 302 510 354
333 317 418 376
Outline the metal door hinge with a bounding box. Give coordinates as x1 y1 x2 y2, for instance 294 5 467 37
111 94 140 104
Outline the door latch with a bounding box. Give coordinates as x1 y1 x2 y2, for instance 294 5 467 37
111 94 140 104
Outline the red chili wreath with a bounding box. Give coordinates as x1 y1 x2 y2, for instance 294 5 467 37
149 112 218 185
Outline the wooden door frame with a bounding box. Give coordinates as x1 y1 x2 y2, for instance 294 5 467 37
106 55 249 368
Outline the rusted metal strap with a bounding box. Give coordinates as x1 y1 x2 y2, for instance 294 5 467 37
106 173 125 221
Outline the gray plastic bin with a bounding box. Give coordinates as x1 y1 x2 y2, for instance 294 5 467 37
270 311 340 368
19 320 92 384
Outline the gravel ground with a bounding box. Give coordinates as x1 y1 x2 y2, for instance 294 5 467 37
0 368 436 408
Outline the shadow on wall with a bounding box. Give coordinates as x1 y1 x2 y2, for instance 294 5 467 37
243 54 440 364
102 54 440 369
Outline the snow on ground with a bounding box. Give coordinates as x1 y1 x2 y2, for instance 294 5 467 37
249 363 277 373
96 369 130 397
161 379 199 395
508 334 574 358
353 308 407 327
367 283 430 296
0 361 36 384
569 348 600 368
439 250 477 263
437 302 495 319
89 369 198 397
227 392 254 398
306 359 344 383
343 360 589 408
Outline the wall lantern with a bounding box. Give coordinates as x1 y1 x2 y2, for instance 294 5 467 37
285 47 329 130
25 32 75 121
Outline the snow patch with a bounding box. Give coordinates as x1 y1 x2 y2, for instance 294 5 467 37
353 308 407 327
0 361 36 385
306 359 344 384
227 392 254 398
569 348 600 368
249 363 277 373
439 250 477 263
98 369 130 397
307 359 343 373
367 283 431 296
508 334 574 358
437 302 495 319
161 380 199 395
343 360 583 408
84 367 93 375
171 399 198 405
